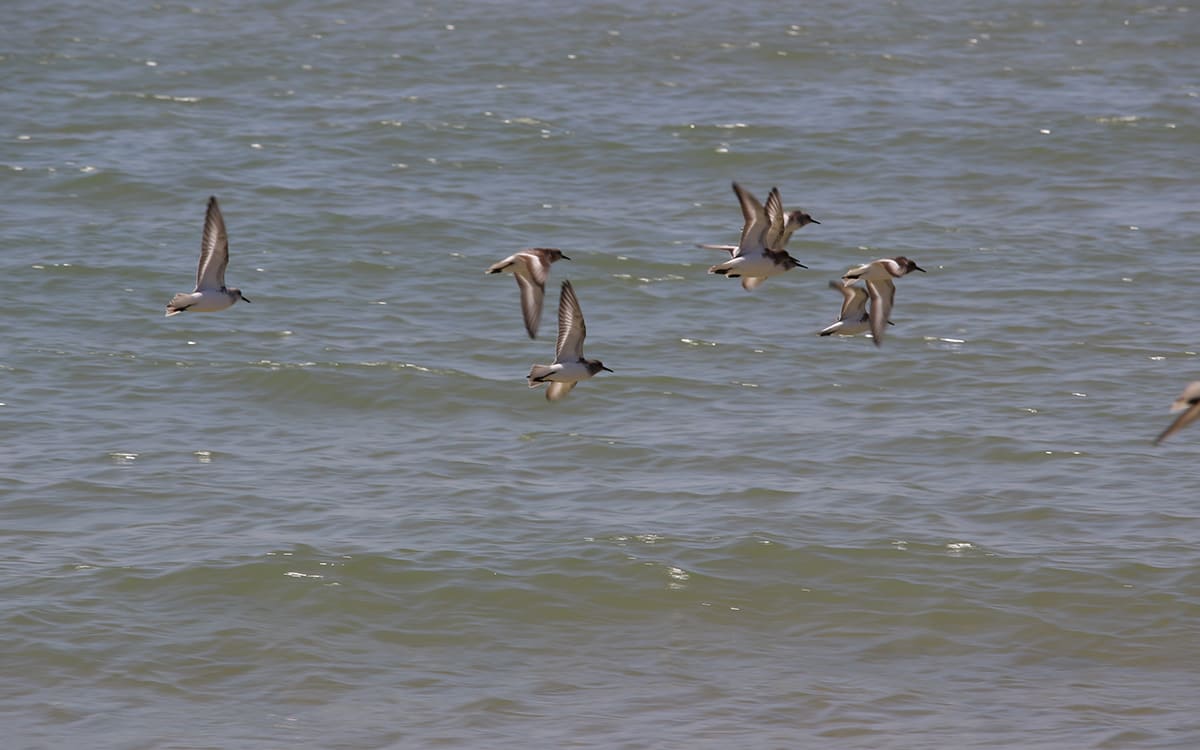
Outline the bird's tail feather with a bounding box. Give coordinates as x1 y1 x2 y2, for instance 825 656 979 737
527 364 555 385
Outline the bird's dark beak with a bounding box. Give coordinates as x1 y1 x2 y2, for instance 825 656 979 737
914 265 926 272
797 262 809 269
241 296 252 303
810 218 821 224
601 366 614 373
562 255 572 261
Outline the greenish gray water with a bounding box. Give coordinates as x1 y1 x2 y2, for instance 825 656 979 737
2 1 1199 747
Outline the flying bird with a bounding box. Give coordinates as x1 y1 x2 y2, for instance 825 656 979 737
706 183 807 291
840 256 925 346
818 279 886 337
165 196 251 316
486 247 570 338
527 280 612 401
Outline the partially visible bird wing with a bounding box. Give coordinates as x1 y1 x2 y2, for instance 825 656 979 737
1154 400 1200 445
830 279 868 320
485 253 518 274
865 278 896 347
696 243 739 256
525 249 556 287
545 381 577 401
841 260 873 282
778 209 813 246
1154 382 1200 445
741 275 766 291
763 187 785 249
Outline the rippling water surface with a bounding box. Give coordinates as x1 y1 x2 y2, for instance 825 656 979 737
3 1 1199 747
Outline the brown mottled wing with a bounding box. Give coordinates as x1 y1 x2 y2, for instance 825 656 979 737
554 280 586 361
196 196 229 290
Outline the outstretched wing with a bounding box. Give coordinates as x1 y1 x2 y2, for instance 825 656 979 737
732 182 769 257
554 280 587 361
196 196 230 290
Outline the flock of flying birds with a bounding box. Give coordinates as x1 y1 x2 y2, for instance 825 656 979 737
164 186 1200 444
481 181 925 401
